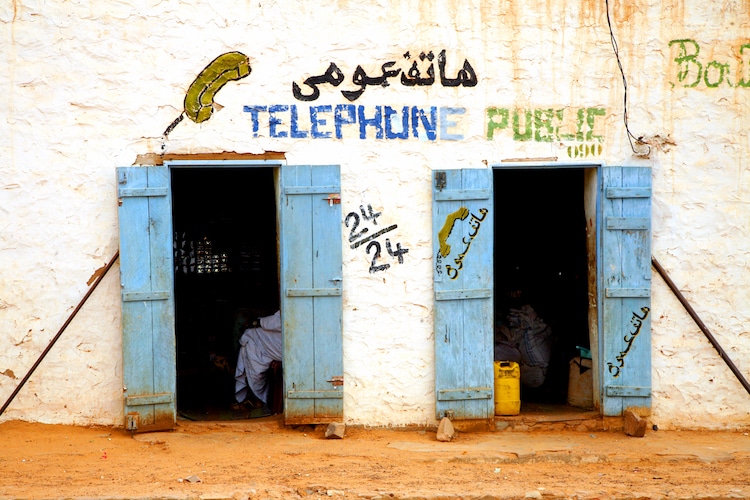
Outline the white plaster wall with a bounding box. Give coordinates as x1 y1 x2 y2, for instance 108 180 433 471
649 1 750 429
0 0 748 429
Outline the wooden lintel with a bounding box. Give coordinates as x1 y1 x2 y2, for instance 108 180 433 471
133 151 287 166
501 157 559 163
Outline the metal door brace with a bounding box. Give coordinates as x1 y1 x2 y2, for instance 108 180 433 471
0 251 121 417
652 256 750 396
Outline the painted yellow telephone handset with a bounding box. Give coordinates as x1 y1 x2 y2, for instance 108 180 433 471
438 207 469 257
184 51 251 124
164 51 251 137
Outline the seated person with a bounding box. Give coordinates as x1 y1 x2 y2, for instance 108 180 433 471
234 310 282 409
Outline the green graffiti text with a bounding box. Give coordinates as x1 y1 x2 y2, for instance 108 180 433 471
670 39 750 89
486 107 606 144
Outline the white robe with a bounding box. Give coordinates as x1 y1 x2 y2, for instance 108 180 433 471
234 310 282 405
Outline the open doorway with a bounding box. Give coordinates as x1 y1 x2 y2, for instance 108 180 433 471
493 167 594 413
170 167 280 420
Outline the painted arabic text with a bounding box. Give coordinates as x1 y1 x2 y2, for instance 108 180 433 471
608 307 651 378
293 50 477 102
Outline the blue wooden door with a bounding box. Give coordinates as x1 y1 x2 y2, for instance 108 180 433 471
117 166 176 432
280 165 343 425
601 166 652 416
432 169 494 420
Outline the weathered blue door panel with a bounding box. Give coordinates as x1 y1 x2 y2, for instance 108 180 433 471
117 166 176 432
433 169 494 420
281 165 343 424
601 166 652 416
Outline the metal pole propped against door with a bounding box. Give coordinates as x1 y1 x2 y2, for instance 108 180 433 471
0 251 120 417
651 256 750 396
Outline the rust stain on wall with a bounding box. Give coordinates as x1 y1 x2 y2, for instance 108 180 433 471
660 1 685 38
87 263 108 286
579 0 605 27
612 0 639 24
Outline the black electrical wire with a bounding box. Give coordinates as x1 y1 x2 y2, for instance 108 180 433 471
605 0 651 156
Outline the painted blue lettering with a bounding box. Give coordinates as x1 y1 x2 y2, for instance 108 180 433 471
358 105 384 139
440 107 465 141
243 105 267 137
290 105 308 138
268 105 289 138
244 104 465 141
310 105 333 139
334 104 356 139
384 106 409 140
411 106 437 141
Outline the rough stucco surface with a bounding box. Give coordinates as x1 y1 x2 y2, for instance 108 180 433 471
0 0 748 430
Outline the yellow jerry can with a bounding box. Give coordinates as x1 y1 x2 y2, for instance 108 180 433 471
494 361 521 416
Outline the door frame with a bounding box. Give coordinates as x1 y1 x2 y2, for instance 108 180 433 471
167 159 286 418
490 161 605 411
162 159 346 425
118 159 285 431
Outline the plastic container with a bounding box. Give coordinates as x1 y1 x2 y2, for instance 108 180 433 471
575 345 592 359
567 356 594 409
493 361 521 415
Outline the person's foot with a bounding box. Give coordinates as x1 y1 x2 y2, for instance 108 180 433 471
230 399 264 411
210 353 232 374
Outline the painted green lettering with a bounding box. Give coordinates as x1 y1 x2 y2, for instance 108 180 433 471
486 108 509 139
556 109 576 141
704 60 732 88
669 39 703 87
585 108 606 142
512 109 533 141
576 108 585 142
739 44 750 88
534 109 555 142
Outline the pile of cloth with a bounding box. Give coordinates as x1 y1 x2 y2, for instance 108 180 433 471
234 310 282 406
494 304 553 388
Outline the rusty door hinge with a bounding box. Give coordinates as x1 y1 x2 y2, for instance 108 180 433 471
324 194 341 206
126 412 139 436
435 171 446 191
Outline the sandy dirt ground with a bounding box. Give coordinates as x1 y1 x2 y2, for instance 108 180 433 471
1 417 749 499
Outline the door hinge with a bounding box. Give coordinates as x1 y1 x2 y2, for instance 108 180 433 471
126 412 139 435
435 171 446 191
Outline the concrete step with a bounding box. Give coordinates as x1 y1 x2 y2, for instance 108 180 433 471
494 402 619 432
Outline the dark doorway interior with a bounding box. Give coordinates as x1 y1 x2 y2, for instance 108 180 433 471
171 167 279 420
493 168 590 407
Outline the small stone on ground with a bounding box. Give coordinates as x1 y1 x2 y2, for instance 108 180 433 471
436 417 455 442
624 409 647 437
325 422 346 439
